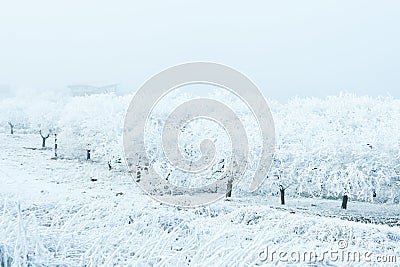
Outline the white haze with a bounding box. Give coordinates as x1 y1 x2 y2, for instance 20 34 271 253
0 0 399 102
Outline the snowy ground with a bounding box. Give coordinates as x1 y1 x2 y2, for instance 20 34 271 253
1 134 399 266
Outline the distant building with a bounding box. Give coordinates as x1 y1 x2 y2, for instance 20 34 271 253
68 83 118 96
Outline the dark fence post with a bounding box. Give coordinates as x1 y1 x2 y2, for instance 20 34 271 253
54 134 58 158
136 165 142 182
87 149 91 160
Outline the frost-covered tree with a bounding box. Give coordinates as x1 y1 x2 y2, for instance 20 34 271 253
57 93 131 163
0 102 30 134
265 94 400 203
1 90 399 204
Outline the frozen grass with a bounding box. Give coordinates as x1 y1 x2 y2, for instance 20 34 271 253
1 198 400 266
1 134 400 266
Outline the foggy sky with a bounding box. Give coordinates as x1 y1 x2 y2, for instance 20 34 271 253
0 0 399 101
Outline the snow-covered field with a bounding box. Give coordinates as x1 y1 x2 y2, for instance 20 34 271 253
1 94 400 266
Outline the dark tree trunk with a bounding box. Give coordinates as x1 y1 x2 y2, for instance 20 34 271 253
39 130 50 148
226 179 233 198
8 122 14 135
280 186 285 205
341 195 348 209
87 149 91 160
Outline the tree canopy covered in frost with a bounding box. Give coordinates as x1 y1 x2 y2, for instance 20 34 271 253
266 95 400 203
0 92 399 203
56 94 132 161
